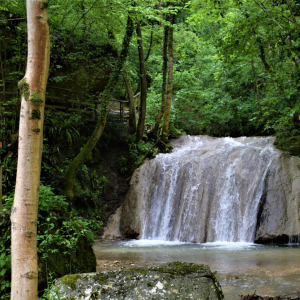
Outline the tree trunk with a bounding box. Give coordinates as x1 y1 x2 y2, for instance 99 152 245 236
0 42 6 142
251 59 262 113
153 19 169 138
162 17 174 142
64 15 134 202
11 1 50 299
124 71 136 135
136 20 147 142
256 37 271 72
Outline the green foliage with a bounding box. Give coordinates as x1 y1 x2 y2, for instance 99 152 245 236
45 111 82 146
0 185 99 298
0 210 11 299
118 138 158 174
118 156 128 174
75 164 109 206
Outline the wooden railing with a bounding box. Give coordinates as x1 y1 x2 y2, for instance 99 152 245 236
0 90 141 118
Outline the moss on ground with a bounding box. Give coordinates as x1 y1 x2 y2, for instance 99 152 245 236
95 274 108 285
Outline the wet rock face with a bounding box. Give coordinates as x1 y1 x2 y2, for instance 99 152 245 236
255 153 300 243
52 262 224 300
119 136 300 244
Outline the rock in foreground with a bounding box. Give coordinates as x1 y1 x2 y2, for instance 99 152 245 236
51 261 224 299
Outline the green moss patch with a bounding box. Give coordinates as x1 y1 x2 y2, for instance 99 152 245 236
123 262 212 277
18 78 30 101
60 274 81 290
30 92 43 106
95 274 108 285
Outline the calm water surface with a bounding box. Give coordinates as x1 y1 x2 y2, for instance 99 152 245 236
94 240 300 299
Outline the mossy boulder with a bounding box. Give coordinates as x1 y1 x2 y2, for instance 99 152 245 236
51 261 224 299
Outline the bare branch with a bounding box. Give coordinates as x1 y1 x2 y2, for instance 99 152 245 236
280 12 295 24
286 0 296 23
0 18 26 22
67 0 100 39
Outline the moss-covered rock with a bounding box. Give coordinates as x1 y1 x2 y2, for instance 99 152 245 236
52 261 224 299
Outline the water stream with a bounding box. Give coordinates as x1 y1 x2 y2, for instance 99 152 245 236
94 240 300 299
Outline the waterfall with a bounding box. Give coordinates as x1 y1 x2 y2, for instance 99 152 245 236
135 136 277 243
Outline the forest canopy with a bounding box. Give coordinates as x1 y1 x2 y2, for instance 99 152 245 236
0 0 300 298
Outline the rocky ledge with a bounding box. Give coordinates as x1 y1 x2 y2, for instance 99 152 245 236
51 261 224 300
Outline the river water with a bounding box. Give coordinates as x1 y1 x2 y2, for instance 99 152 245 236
94 240 300 299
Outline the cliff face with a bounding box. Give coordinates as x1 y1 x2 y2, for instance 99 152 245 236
119 136 300 244
255 153 300 243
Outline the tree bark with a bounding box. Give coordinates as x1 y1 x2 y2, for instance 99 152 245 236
256 37 271 72
161 17 174 142
64 15 134 202
251 59 262 113
11 1 50 299
0 42 6 143
153 20 169 138
136 20 147 142
124 71 136 135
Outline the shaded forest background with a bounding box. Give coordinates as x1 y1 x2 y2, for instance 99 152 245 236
1 0 300 298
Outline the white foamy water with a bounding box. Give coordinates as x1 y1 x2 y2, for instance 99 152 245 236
122 239 188 247
138 136 278 243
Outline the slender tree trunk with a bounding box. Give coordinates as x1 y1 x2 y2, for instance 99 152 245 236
251 59 262 113
145 27 153 62
136 20 147 142
0 164 2 207
11 1 50 299
108 28 136 135
64 15 134 202
256 37 271 72
153 20 169 138
0 42 6 142
162 17 174 142
124 71 136 135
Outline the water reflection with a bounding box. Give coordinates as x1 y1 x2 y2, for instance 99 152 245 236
94 240 300 299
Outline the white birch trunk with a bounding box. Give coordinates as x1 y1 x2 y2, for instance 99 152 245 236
11 1 50 299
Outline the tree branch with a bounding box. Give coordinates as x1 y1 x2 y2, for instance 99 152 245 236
0 18 26 22
145 26 153 62
286 0 296 23
254 1 294 44
67 0 100 39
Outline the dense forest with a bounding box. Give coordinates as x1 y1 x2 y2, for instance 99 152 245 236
0 0 300 298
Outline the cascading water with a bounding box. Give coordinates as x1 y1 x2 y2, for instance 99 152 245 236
136 136 278 243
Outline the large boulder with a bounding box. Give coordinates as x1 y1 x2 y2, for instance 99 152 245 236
51 262 224 299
